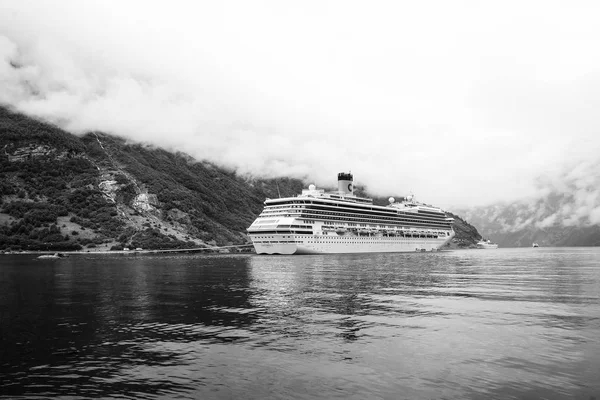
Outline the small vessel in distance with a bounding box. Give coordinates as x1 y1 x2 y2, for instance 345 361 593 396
476 238 498 249
37 252 69 259
247 172 455 254
532 242 539 248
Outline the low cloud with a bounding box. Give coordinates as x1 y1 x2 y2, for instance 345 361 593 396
2 1 600 209
461 159 600 230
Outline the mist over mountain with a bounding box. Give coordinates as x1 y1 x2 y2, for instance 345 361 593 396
3 2 600 209
0 106 303 251
457 165 600 247
2 103 598 250
0 106 481 252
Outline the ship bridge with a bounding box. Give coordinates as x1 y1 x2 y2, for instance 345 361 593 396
299 183 372 204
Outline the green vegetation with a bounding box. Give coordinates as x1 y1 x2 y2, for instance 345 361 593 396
0 108 85 152
444 212 481 248
78 132 303 245
0 106 305 251
129 227 197 250
0 105 479 252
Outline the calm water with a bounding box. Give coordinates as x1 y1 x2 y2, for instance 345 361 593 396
1 248 599 399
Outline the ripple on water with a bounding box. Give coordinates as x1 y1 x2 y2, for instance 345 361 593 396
1 249 599 399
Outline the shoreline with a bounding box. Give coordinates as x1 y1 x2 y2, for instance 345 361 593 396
0 244 256 256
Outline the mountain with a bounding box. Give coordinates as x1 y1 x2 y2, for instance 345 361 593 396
457 183 600 247
0 106 480 252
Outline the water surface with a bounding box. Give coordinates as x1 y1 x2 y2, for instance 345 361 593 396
1 248 599 399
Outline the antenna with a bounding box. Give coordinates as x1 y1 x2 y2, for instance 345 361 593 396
276 181 281 198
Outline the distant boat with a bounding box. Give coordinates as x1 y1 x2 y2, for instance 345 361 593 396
37 252 69 259
476 239 498 249
532 243 539 248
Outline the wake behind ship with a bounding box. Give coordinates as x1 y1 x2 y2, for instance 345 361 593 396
247 172 455 254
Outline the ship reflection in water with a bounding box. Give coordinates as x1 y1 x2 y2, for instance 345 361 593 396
1 248 599 399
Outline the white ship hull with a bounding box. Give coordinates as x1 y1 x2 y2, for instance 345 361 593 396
248 172 456 256
251 231 455 255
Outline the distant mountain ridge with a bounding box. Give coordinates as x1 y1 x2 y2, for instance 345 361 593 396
0 106 481 251
457 181 600 247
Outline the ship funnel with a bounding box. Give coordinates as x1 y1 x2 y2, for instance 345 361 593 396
337 172 354 195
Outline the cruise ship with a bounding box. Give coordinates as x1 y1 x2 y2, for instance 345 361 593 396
247 172 455 254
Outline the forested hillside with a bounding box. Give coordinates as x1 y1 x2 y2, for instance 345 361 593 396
1 106 479 252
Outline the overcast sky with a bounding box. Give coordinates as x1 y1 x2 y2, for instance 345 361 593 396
2 0 600 208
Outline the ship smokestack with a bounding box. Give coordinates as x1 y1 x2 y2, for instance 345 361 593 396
337 172 354 195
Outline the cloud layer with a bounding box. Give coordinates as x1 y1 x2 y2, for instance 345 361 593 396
459 157 600 231
2 1 600 208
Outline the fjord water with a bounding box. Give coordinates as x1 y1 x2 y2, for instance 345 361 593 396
1 249 599 400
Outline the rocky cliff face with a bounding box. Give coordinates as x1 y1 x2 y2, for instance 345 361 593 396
0 106 480 251
444 212 482 249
